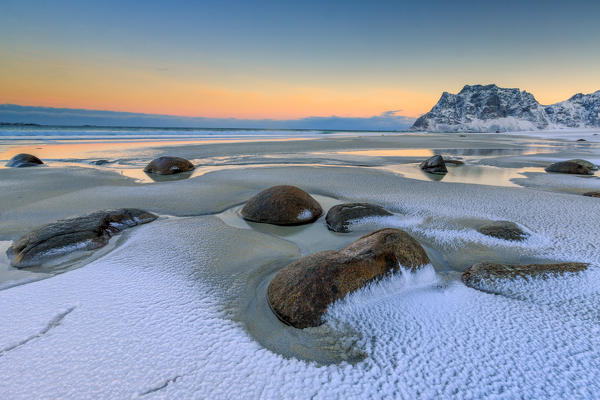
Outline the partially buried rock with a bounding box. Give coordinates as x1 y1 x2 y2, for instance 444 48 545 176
90 159 110 165
545 159 596 175
241 185 322 225
6 153 44 168
419 155 448 174
462 262 589 290
7 209 158 268
583 191 600 198
144 156 195 175
444 158 464 165
477 221 528 241
326 203 392 233
267 228 430 328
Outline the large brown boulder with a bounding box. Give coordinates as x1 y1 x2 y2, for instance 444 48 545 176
419 155 448 174
462 262 589 291
545 159 596 175
144 156 194 175
7 209 158 268
6 153 44 168
476 221 528 241
326 203 392 233
241 185 323 225
267 228 430 328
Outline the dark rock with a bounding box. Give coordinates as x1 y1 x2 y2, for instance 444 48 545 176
144 156 194 175
326 203 392 233
6 153 44 168
577 138 587 142
419 155 448 174
477 221 528 241
545 159 595 175
462 262 589 289
583 191 600 198
241 185 323 225
267 228 430 328
7 209 158 268
570 159 598 170
444 159 464 165
90 159 110 165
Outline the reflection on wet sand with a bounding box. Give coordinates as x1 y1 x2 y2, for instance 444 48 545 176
384 163 548 187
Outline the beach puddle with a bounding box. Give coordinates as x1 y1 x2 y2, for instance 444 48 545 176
382 163 546 187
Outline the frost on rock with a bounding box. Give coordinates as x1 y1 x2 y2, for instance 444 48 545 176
297 209 313 221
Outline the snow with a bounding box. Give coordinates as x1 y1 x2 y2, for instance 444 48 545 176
2 165 600 398
297 209 313 221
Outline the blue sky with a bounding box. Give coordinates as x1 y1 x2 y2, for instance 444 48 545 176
1 0 599 128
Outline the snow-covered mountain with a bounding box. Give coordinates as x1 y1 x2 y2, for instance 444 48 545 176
412 84 600 132
544 91 600 128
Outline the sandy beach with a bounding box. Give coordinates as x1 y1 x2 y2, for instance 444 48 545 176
1 129 600 398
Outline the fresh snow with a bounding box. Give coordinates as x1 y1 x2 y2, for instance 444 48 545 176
2 166 600 399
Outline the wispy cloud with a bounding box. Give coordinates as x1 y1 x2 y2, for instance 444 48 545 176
0 105 414 131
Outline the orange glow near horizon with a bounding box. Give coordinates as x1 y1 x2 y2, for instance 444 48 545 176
1 51 598 120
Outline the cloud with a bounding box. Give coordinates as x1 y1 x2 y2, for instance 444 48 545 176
0 104 415 131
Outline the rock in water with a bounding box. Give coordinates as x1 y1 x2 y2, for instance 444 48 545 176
90 159 110 165
545 159 595 175
477 221 528 241
419 155 448 174
326 203 392 233
7 209 158 268
569 159 598 170
241 185 323 225
144 156 195 175
267 228 430 328
6 153 44 168
462 262 589 291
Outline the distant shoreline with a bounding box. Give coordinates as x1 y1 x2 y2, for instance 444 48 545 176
0 122 404 133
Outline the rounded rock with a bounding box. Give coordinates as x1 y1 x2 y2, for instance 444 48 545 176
476 221 528 241
326 203 392 233
419 155 448 174
267 228 430 328
144 156 195 175
241 185 323 225
6 153 44 168
545 159 595 175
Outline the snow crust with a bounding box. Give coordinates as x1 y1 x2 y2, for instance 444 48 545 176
2 165 600 398
297 209 313 221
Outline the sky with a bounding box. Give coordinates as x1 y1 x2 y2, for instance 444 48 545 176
1 0 599 128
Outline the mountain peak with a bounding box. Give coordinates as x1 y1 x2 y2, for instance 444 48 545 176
412 84 600 132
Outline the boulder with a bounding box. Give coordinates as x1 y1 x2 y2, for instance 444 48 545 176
90 159 110 165
570 159 598 170
326 203 392 233
444 159 464 165
577 138 587 142
476 221 528 241
583 191 600 198
419 155 448 174
462 262 589 290
6 153 44 168
267 228 430 328
144 156 194 175
7 209 158 268
241 185 323 225
545 159 596 175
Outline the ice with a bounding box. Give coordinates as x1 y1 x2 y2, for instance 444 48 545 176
2 164 600 398
297 209 313 221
